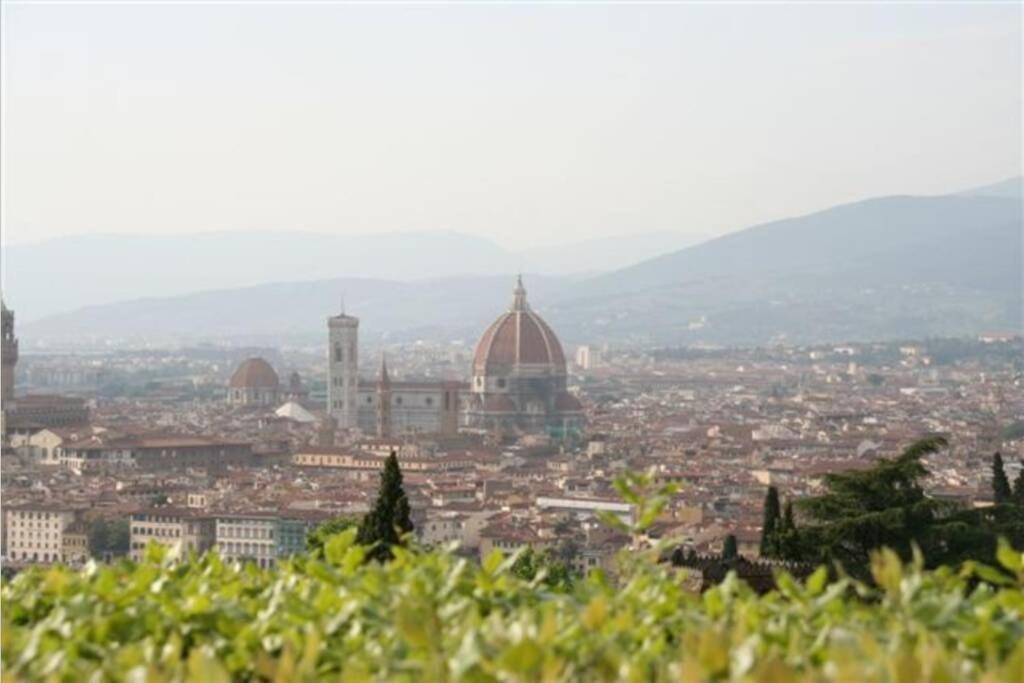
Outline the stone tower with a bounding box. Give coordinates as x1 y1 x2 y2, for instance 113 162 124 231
1 299 17 406
376 352 392 438
327 309 359 430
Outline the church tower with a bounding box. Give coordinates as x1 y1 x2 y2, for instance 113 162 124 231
376 352 392 438
327 308 359 430
2 299 17 406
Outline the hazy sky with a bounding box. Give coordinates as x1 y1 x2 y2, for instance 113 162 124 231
2 2 1020 249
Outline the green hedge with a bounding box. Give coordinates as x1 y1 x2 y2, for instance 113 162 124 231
3 532 1024 682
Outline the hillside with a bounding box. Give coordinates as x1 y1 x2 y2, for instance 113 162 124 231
552 193 1022 345
17 189 1023 348
21 274 573 347
3 230 698 322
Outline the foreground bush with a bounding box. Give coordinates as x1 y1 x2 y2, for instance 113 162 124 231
3 532 1024 682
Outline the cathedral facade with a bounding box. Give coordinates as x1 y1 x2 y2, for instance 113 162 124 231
324 277 582 439
326 310 463 437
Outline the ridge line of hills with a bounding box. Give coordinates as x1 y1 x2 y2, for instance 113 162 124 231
17 177 1023 348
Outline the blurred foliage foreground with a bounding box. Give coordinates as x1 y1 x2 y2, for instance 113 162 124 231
3 529 1024 683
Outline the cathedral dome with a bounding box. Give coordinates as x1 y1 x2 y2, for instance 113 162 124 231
229 358 280 389
472 277 566 375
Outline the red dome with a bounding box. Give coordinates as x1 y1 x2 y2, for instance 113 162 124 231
473 278 566 375
229 358 280 389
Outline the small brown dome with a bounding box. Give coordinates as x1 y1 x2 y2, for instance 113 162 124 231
229 358 280 389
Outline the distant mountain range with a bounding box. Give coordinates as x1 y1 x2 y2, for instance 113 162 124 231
16 178 1023 348
552 188 1021 345
4 229 703 321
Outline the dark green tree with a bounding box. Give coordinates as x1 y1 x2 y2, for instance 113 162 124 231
782 500 796 532
509 547 574 589
305 516 358 555
992 452 1012 504
357 451 414 562
759 486 781 557
786 436 1024 577
1013 464 1024 507
776 500 801 560
793 437 949 569
87 519 129 560
722 534 738 560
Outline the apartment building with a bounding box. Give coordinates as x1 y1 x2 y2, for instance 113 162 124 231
129 508 215 561
5 504 84 565
213 513 278 568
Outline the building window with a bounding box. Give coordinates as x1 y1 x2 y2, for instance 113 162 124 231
395 396 403 406
335 344 343 362
425 397 433 407
497 378 507 389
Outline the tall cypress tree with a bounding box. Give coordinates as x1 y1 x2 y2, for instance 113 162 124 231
722 534 738 560
1013 463 1024 508
777 500 801 561
759 486 781 557
357 451 414 562
782 500 795 533
992 452 1012 504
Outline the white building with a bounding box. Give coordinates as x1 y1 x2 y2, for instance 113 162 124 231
575 345 601 370
129 509 214 561
535 496 635 525
5 505 84 565
213 514 278 568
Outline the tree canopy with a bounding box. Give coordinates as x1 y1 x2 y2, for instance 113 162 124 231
993 452 1013 504
87 518 130 559
305 516 358 556
356 451 414 562
759 486 781 558
779 437 1024 577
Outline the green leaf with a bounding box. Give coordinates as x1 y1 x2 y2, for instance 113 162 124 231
324 528 358 564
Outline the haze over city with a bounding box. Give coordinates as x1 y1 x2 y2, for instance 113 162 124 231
3 3 1019 250
1 5 1023 679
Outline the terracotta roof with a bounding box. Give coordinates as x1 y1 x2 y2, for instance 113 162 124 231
229 358 279 389
472 278 567 374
